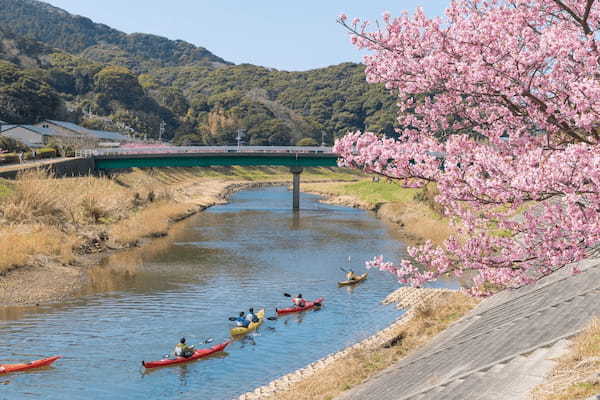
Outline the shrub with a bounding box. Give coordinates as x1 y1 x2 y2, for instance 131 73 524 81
37 148 57 159
0 153 19 164
296 138 319 146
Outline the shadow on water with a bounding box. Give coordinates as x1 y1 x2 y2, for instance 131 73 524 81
0 186 457 400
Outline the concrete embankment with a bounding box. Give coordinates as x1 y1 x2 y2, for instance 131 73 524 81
236 287 457 400
336 254 600 400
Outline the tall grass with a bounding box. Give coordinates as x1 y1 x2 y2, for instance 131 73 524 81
0 166 364 273
110 201 193 246
0 225 78 273
532 317 600 400
263 291 479 400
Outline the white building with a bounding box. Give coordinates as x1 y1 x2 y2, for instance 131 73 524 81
0 125 73 148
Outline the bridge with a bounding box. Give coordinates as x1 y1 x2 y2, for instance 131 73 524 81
89 146 340 210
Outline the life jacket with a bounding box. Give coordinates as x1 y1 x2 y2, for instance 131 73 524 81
292 298 306 307
347 271 357 280
246 313 259 323
236 317 250 327
174 343 191 357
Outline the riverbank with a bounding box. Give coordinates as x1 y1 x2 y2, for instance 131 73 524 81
238 287 479 400
0 166 362 307
302 180 451 246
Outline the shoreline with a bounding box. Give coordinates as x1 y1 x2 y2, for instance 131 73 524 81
237 287 465 400
302 182 451 247
0 175 358 308
235 183 461 400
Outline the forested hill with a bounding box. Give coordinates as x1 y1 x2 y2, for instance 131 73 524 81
0 0 399 146
0 0 230 71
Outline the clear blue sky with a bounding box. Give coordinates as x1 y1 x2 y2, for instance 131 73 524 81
42 1 449 71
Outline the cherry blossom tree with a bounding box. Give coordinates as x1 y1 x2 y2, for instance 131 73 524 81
336 1 600 295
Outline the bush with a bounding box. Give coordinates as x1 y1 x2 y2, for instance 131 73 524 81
37 148 57 159
296 138 319 146
0 137 29 153
0 153 19 164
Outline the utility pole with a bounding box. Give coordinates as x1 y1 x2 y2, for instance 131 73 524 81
236 128 246 151
159 120 166 142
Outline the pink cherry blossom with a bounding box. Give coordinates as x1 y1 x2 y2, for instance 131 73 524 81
337 1 600 295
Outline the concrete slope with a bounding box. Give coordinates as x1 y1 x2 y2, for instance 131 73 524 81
337 256 600 400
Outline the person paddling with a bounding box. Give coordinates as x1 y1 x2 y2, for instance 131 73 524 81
346 270 359 281
246 308 259 323
233 311 251 328
291 293 306 307
174 338 195 358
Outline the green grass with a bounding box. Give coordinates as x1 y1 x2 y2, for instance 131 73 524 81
191 166 364 182
307 180 420 207
0 179 14 199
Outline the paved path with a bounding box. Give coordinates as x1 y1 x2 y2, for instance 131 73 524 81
337 256 600 400
0 157 71 173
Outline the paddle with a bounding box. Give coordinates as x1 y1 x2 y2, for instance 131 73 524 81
283 293 292 297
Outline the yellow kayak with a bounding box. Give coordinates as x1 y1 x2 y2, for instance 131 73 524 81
230 309 265 336
338 272 368 286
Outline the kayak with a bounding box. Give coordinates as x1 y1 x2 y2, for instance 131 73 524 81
142 341 230 369
230 309 265 336
276 297 324 315
0 356 61 374
338 272 368 286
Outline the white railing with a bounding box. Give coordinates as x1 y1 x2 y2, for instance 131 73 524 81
86 146 335 157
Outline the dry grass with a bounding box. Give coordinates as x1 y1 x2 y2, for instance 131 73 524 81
0 225 79 273
266 291 479 400
0 166 364 274
109 201 193 245
531 317 600 400
1 169 135 226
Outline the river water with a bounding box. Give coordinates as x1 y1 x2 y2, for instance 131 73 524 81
0 187 452 400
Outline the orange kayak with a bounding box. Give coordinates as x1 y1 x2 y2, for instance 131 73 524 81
0 356 61 374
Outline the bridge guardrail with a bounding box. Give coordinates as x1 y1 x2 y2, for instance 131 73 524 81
86 146 335 157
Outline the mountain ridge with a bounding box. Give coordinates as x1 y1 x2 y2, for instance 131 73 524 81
0 1 399 146
0 0 231 71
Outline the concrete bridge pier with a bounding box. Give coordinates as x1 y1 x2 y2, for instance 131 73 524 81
290 167 303 211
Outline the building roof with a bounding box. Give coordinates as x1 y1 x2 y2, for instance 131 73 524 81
0 124 17 132
43 120 131 142
2 125 71 137
45 120 91 135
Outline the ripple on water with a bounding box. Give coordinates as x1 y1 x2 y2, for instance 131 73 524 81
0 187 456 400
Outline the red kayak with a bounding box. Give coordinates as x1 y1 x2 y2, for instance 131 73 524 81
0 356 61 374
142 341 230 369
276 297 324 315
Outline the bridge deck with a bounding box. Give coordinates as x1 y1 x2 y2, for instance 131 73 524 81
92 146 339 169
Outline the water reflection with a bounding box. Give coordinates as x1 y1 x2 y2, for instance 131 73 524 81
0 187 455 400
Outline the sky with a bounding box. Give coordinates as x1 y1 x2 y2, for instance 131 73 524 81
42 1 449 71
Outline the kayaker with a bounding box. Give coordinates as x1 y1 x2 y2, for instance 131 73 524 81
346 270 359 281
246 308 259 323
174 338 195 358
234 311 251 328
291 294 306 307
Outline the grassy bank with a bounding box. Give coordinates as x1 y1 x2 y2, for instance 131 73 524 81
303 180 451 245
532 317 600 400
258 290 479 400
0 166 360 276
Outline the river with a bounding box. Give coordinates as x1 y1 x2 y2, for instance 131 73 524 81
0 186 452 400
